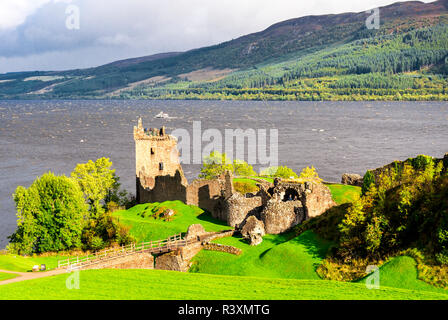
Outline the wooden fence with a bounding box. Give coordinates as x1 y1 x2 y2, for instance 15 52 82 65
57 233 192 269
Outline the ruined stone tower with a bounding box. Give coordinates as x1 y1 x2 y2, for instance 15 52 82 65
134 118 188 203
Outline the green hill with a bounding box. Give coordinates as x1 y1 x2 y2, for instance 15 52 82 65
112 201 230 242
1 268 447 300
1 0 448 100
191 231 332 280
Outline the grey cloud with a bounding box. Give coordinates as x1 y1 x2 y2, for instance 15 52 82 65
0 0 436 73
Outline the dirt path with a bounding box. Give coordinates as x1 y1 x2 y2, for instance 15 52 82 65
0 268 67 286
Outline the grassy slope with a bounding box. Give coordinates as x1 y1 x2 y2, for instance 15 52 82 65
113 200 230 242
2 192 447 299
360 256 448 295
1 269 447 300
191 231 331 280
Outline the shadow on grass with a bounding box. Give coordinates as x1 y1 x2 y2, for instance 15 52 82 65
196 211 230 228
289 231 333 271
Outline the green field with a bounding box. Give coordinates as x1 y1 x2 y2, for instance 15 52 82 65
1 192 447 300
0 254 68 272
0 272 18 281
1 268 447 300
326 184 361 205
113 201 231 242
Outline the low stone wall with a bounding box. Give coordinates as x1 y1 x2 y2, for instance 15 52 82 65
201 230 235 242
203 242 242 255
81 252 154 270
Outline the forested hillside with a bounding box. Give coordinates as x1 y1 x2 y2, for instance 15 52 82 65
1 0 448 100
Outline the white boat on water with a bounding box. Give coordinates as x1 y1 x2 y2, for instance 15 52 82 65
155 111 170 119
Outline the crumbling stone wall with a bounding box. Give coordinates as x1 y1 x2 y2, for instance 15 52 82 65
186 179 225 213
261 200 305 234
155 251 189 272
302 182 336 218
241 216 265 246
203 243 242 255
137 170 188 204
223 192 263 228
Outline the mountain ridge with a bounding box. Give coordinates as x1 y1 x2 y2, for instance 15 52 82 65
1 0 447 100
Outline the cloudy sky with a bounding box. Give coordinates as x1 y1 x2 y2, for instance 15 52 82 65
0 0 435 73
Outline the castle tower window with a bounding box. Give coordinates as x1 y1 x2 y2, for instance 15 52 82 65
159 162 164 171
151 148 155 155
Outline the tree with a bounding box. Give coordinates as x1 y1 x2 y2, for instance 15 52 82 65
8 172 88 255
362 170 375 195
299 166 323 184
275 166 299 179
71 158 117 218
260 166 298 179
233 159 257 177
199 152 234 179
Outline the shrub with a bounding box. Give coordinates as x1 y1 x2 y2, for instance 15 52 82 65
81 211 134 250
199 151 234 179
233 159 257 177
89 236 105 251
299 166 323 184
337 155 447 261
361 170 375 195
260 166 298 179
410 155 434 171
234 181 259 195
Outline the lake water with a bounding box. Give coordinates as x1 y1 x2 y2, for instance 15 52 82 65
1 100 447 248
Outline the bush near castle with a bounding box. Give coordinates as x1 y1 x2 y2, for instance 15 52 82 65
8 158 134 255
298 154 448 288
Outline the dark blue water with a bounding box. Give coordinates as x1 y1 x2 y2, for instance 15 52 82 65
1 100 447 248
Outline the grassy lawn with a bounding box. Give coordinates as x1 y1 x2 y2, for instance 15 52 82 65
326 183 361 205
233 178 260 187
1 268 447 300
2 191 446 300
0 272 18 281
113 200 230 242
359 256 448 295
234 177 274 186
0 254 68 272
191 231 332 280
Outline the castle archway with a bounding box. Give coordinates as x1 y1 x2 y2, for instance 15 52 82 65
283 188 299 202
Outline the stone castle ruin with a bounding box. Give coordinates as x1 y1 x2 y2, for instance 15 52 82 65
134 118 335 244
